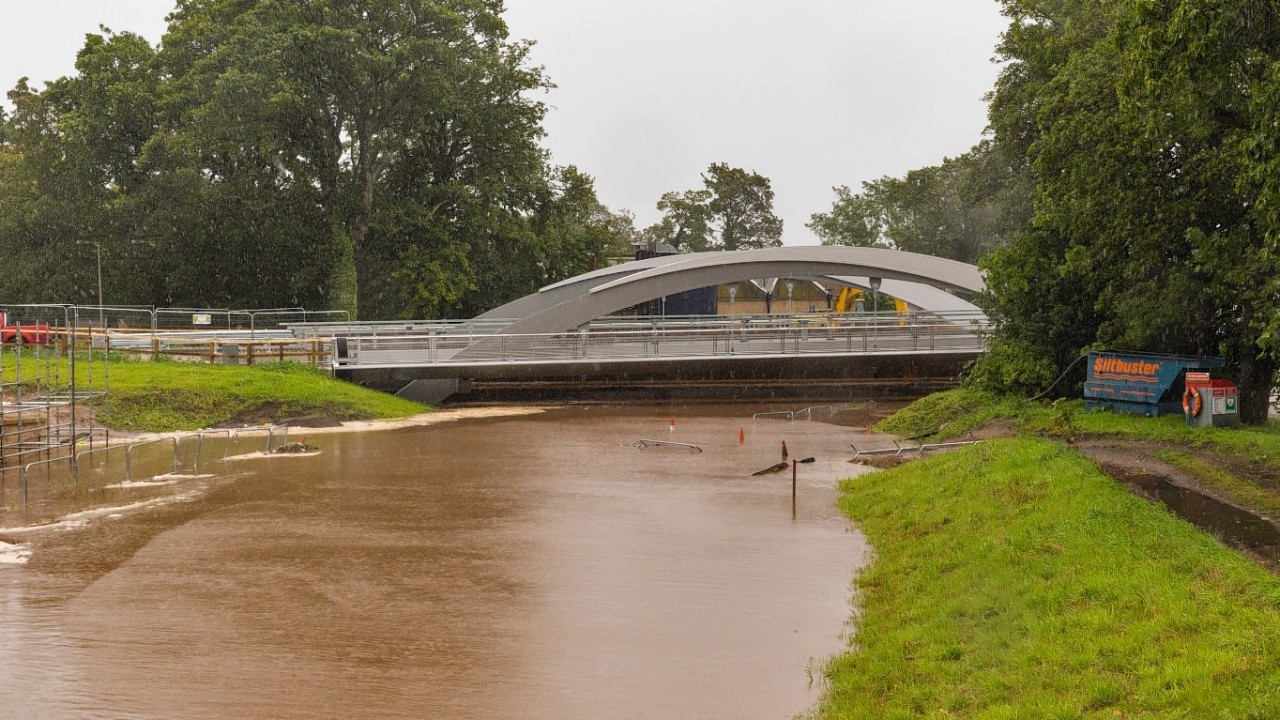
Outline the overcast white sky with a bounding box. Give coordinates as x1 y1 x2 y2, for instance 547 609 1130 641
0 0 1008 245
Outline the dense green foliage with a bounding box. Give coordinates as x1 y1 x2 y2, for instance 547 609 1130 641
972 0 1280 423
823 437 1280 719
0 1 633 319
806 1 1280 424
808 140 1032 265
644 162 784 252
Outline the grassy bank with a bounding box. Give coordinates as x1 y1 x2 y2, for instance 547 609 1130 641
2 351 426 431
822 437 1280 719
876 388 1280 470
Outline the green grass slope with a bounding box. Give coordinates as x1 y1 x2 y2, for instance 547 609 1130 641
822 438 1280 719
875 388 1280 470
2 351 427 431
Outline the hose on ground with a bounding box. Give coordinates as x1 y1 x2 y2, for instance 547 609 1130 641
1031 354 1087 402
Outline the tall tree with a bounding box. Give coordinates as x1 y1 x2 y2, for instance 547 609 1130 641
808 141 1030 263
0 30 163 306
806 185 890 249
703 163 783 250
151 0 552 318
649 189 712 252
0 3 651 319
1113 0 1280 422
970 1 1121 393
976 0 1280 422
456 165 633 317
646 163 782 251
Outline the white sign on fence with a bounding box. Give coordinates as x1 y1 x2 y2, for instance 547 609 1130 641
192 314 212 326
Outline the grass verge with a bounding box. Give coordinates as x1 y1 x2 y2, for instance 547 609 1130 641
875 388 1280 471
2 350 427 432
823 437 1280 719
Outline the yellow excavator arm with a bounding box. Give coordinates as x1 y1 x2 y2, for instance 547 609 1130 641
833 287 863 314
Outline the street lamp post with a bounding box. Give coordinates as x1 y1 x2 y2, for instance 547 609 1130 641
77 240 104 328
869 277 882 344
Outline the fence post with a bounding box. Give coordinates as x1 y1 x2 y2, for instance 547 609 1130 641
209 340 216 364
247 343 255 366
151 337 160 360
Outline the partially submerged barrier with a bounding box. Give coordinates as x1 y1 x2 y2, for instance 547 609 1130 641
231 425 289 453
13 424 291 507
630 439 703 454
851 439 981 460
752 404 847 421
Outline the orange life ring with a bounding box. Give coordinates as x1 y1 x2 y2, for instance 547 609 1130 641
1182 386 1202 417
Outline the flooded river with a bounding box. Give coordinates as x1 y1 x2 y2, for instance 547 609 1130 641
1 403 887 719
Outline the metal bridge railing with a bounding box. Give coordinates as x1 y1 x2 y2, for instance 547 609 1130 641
332 311 990 369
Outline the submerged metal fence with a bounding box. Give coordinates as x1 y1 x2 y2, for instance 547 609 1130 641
10 424 293 507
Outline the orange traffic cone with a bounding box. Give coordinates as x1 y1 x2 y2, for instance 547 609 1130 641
738 427 745 445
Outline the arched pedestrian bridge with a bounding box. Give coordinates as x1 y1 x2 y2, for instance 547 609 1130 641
322 246 989 403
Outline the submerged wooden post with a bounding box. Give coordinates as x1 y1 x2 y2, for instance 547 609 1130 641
792 459 797 519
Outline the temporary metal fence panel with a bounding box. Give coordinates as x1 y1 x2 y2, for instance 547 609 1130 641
72 306 156 333
2 304 73 329
156 308 236 331
252 309 351 339
1 305 78 499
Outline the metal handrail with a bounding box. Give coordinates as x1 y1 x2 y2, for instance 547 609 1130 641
333 312 990 370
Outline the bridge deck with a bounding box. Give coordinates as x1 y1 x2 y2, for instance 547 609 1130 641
330 312 988 402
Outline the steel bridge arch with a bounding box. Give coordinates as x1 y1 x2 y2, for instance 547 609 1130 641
480 246 984 334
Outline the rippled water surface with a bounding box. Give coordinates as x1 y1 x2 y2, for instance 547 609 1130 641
1 403 885 719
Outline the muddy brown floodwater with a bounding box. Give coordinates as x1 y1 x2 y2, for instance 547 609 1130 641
1 403 891 720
